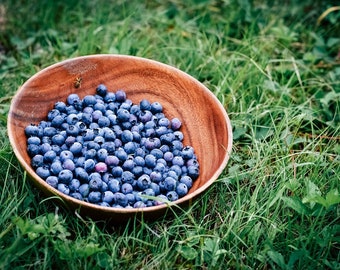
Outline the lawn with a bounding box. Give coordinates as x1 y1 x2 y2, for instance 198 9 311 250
0 0 339 269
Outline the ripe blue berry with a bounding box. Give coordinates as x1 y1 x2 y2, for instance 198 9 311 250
46 176 58 188
176 183 188 197
166 191 179 202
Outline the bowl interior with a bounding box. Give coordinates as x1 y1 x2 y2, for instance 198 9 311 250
8 55 232 221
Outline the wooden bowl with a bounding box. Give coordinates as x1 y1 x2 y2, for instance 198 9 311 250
7 55 232 223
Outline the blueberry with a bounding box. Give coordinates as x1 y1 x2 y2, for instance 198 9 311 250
140 99 151 111
133 201 146 208
52 134 65 146
124 142 136 155
144 137 161 150
167 170 179 181
132 166 144 178
164 176 177 191
101 181 108 192
95 162 108 173
145 154 157 168
36 166 50 179
46 176 58 188
121 171 135 184
39 143 52 155
70 192 83 201
170 165 182 177
117 109 130 122
160 133 175 145
103 129 116 141
97 148 108 162
79 183 90 197
176 183 188 197
50 160 63 175
154 194 168 206
83 95 97 107
27 136 41 146
96 84 108 97
113 192 128 207
27 144 40 157
25 124 40 137
172 156 184 167
111 166 123 178
69 142 83 156
120 99 133 110
166 191 179 202
66 113 79 125
115 89 127 102
102 190 115 204
47 109 60 122
154 162 166 173
137 174 151 190
150 149 163 159
163 151 174 163
182 146 194 160
130 104 141 115
58 169 73 184
134 156 145 167
75 121 87 132
98 116 110 127
59 150 74 162
58 183 70 195
150 101 163 113
121 130 133 143
158 117 170 127
173 131 184 141
74 167 89 182
63 159 75 171
69 179 81 192
105 155 119 167
187 165 199 180
51 115 65 128
89 177 103 191
115 148 128 162
171 140 183 151
85 149 97 160
54 101 67 112
82 113 93 125
144 120 156 130
171 118 182 130
84 159 96 172
43 150 56 163
126 193 136 205
102 141 116 154
138 110 153 123
31 154 44 169
142 188 155 198
92 110 103 122
150 171 163 183
67 93 81 106
104 92 116 103
155 126 168 137
108 179 121 193
88 191 102 203
121 183 133 194
150 182 160 196
122 159 135 171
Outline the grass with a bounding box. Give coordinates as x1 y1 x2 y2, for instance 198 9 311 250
0 0 339 269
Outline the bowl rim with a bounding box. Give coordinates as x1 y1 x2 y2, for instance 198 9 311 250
8 54 233 215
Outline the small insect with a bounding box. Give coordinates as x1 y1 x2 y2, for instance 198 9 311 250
74 76 82 88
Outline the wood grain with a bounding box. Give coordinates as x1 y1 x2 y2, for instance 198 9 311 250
7 55 233 223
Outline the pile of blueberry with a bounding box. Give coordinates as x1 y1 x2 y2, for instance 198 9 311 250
25 84 200 208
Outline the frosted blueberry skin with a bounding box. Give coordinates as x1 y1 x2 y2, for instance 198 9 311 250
25 86 200 208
